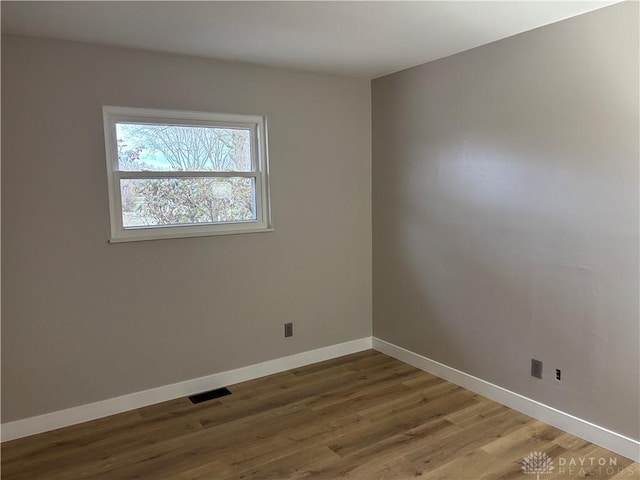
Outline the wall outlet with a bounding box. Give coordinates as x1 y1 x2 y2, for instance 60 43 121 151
284 322 293 338
555 369 562 381
531 359 543 379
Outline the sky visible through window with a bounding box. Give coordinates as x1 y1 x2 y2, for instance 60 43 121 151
115 123 252 172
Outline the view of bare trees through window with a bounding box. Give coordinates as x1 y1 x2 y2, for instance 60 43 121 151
116 123 256 227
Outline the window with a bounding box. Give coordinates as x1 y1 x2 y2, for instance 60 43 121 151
102 106 271 242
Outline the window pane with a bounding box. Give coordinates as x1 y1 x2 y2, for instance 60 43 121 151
120 177 256 228
116 123 252 172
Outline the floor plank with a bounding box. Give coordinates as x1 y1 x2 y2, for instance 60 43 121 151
2 351 638 480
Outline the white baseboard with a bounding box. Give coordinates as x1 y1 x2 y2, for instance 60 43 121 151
1 337 372 442
4 336 638 463
372 337 640 462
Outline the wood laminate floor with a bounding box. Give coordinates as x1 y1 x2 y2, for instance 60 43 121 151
2 350 638 480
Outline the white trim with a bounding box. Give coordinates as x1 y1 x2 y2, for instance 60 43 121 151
115 171 258 179
102 105 264 126
4 336 636 463
0 337 372 442
372 337 640 462
108 227 274 243
102 105 272 243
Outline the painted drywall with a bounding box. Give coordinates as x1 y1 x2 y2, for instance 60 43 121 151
372 1 639 440
1 35 372 422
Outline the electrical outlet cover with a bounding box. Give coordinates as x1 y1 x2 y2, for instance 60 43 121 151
284 322 293 338
531 359 543 379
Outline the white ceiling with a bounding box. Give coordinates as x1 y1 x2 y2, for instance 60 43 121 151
1 1 618 79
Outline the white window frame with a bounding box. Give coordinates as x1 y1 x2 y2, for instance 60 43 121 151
102 106 272 243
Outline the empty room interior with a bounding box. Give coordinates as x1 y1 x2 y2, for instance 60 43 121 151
1 1 639 479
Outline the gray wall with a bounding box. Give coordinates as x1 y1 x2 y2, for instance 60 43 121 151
372 2 639 440
1 35 372 422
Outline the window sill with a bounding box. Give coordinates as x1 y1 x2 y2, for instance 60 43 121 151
109 227 274 243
